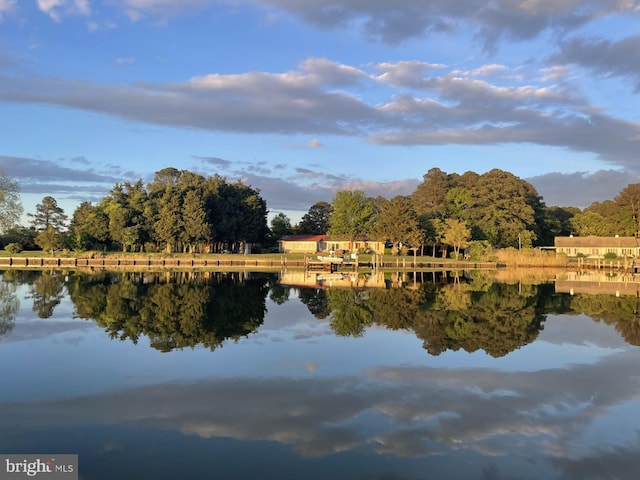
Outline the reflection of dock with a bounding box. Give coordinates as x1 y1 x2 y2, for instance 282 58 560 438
306 254 357 272
281 270 412 289
555 271 640 296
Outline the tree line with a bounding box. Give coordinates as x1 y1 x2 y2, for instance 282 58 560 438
1 167 269 254
277 168 640 256
2 165 640 255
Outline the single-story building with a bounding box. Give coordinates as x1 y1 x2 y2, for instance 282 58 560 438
278 234 385 254
555 235 640 258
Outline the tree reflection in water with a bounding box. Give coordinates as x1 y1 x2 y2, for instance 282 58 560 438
320 271 550 357
0 271 20 337
67 271 274 352
29 270 66 319
4 268 640 354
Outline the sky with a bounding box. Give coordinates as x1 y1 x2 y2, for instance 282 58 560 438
1 0 640 223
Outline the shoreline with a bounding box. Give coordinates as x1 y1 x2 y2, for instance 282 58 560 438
0 255 500 271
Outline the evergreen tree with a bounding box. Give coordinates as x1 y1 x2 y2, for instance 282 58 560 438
297 202 332 234
182 189 211 253
30 196 67 232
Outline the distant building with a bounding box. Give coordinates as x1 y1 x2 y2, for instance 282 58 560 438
278 234 385 254
555 235 640 258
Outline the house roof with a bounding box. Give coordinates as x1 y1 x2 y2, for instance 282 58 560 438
279 234 327 242
278 234 384 243
555 236 640 248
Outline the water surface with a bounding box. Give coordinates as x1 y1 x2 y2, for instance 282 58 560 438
1 269 639 479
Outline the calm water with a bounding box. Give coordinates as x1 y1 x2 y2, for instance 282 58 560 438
1 269 640 480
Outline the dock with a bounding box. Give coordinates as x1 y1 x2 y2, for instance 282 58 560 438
0 255 499 272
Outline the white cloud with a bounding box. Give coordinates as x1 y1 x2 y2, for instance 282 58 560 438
115 56 135 66
37 0 91 21
0 0 16 21
1 57 639 173
115 0 216 21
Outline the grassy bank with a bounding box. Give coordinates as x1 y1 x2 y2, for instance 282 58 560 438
493 248 568 267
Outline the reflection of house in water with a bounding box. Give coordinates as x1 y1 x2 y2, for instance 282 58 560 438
279 270 412 289
555 271 640 296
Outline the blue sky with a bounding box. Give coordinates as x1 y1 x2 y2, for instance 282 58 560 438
1 1 640 222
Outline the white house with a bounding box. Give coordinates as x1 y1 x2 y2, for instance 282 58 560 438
278 234 385 254
555 236 640 258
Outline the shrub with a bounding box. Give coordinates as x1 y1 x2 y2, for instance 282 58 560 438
604 252 617 260
5 243 22 254
468 240 493 261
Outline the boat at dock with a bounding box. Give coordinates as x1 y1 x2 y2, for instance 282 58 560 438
316 255 345 264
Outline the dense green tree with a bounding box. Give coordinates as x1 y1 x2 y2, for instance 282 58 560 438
614 183 640 236
182 189 211 253
570 211 608 237
328 190 376 246
412 167 451 220
1 226 37 251
69 202 109 251
410 168 548 249
204 178 269 252
101 181 149 252
29 196 67 232
445 187 472 221
297 201 332 235
0 168 23 234
587 199 619 217
536 206 577 245
580 200 632 236
442 218 471 258
465 169 542 248
270 212 294 239
372 195 422 255
235 184 269 251
154 190 183 253
35 226 66 252
419 216 444 257
147 167 184 193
